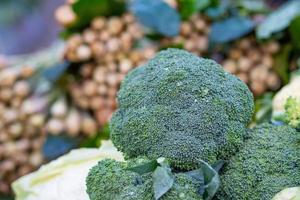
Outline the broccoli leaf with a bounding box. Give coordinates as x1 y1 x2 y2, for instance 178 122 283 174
153 165 174 200
210 16 255 43
126 160 159 175
256 0 300 39
129 0 180 36
200 160 220 200
185 160 221 200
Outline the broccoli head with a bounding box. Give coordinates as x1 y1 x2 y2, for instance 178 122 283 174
86 157 203 200
216 124 300 200
284 97 300 130
110 48 254 169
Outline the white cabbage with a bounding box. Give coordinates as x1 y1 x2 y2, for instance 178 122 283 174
12 140 124 200
272 187 300 200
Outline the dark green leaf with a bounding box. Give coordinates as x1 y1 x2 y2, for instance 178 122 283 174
256 0 300 39
178 0 210 20
0 194 14 200
129 0 180 36
239 0 267 13
205 0 228 19
80 124 110 148
199 160 220 200
273 44 292 84
254 92 274 124
42 61 70 83
184 160 221 200
210 16 255 43
153 166 174 200
127 160 159 175
185 169 204 182
289 15 300 49
70 0 125 30
43 135 79 161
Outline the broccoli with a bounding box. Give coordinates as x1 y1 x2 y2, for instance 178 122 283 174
284 97 300 130
215 124 300 200
86 157 204 200
110 48 254 170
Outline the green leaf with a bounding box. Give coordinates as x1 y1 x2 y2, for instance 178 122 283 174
129 0 181 36
205 0 228 19
289 15 300 49
178 0 210 20
0 194 14 200
210 16 255 43
126 160 159 175
184 160 221 200
153 166 174 200
256 0 300 39
80 124 110 148
273 44 292 85
42 61 70 83
70 0 125 30
254 92 274 124
238 0 267 13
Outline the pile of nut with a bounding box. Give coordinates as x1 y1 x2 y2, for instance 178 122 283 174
222 37 281 96
0 61 45 194
57 7 157 127
46 97 98 137
161 14 210 57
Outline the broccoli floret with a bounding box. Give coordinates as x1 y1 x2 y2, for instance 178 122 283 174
284 97 300 130
110 48 254 169
86 157 203 200
216 124 300 200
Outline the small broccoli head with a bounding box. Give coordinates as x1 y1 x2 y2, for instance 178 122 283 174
284 97 300 130
216 124 300 200
86 157 203 200
110 48 254 169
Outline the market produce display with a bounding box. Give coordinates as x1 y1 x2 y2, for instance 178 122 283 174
86 49 300 200
1 0 300 199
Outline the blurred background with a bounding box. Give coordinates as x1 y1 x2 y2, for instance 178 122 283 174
0 0 300 199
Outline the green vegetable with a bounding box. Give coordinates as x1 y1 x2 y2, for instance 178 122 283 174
86 157 204 200
110 48 254 170
284 97 300 130
216 124 300 200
